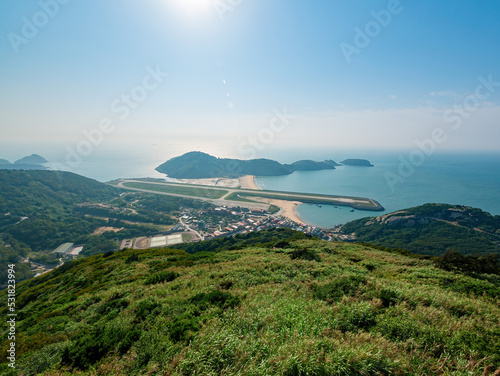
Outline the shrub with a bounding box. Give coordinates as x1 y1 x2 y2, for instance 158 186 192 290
273 240 290 249
289 247 322 262
117 329 141 355
435 250 500 275
379 287 403 307
134 299 161 323
188 290 240 310
313 275 367 302
126 253 139 263
334 302 376 332
61 326 128 370
169 314 200 342
145 271 179 285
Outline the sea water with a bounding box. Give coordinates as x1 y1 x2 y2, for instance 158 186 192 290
3 143 499 229
255 152 500 228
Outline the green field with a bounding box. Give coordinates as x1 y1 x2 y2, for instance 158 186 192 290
122 182 228 199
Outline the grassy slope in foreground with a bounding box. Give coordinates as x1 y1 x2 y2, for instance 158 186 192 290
1 231 499 375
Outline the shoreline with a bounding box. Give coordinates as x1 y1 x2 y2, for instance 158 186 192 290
251 197 307 225
238 175 261 190
238 176 310 225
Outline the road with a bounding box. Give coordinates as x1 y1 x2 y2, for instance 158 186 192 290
179 217 204 241
112 180 271 210
111 179 384 211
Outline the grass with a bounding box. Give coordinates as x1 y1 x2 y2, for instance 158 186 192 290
223 192 260 203
122 182 228 199
0 236 499 375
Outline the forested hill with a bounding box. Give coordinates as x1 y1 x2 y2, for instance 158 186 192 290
0 170 117 218
0 230 498 375
340 203 500 256
0 170 204 286
155 151 340 178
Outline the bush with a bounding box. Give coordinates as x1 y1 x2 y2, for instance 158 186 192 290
126 253 139 263
313 275 366 302
145 271 179 285
134 299 161 323
289 247 321 262
273 240 290 249
61 326 129 370
169 314 200 342
334 302 376 332
435 250 500 275
188 290 240 310
379 287 403 308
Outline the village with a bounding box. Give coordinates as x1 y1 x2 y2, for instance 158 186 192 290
118 205 336 250
47 205 340 263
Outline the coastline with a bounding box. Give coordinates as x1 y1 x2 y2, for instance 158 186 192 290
251 197 307 225
239 175 261 190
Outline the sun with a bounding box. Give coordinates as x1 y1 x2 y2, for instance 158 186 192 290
172 0 213 12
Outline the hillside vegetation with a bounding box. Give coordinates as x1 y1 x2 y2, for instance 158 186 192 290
1 230 499 375
340 204 500 257
0 170 209 285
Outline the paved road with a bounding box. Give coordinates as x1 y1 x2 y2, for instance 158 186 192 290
179 217 205 241
111 180 271 210
112 179 383 211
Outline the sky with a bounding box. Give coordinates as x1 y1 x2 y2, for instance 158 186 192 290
1 0 500 166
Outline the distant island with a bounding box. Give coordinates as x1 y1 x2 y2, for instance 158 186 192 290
156 151 341 179
341 159 374 167
0 154 48 170
156 151 373 179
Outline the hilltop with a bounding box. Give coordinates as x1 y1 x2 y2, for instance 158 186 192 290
155 152 341 179
14 154 48 165
0 229 499 375
341 159 374 167
340 203 500 256
0 154 48 170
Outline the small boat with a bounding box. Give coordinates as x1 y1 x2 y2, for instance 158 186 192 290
350 209 355 212
316 204 322 208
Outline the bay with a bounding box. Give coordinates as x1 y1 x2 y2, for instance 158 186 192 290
255 152 500 228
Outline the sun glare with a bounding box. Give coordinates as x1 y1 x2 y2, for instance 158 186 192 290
172 0 213 12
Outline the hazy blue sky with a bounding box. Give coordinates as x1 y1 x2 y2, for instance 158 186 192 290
1 0 500 163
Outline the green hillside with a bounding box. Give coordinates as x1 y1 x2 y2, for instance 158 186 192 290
1 230 499 375
340 204 500 257
0 170 209 286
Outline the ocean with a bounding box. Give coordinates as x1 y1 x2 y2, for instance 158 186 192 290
255 152 500 228
2 143 499 229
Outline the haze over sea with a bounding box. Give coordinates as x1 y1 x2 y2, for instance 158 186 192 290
2 143 499 229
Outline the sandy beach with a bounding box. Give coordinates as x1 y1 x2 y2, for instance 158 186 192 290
251 197 306 225
239 175 261 190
